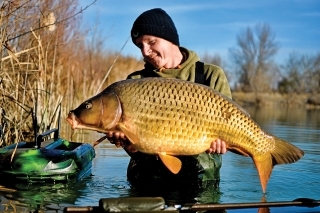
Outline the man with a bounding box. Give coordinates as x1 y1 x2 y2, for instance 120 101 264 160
107 8 231 194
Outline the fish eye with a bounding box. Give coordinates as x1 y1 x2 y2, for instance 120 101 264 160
84 101 92 109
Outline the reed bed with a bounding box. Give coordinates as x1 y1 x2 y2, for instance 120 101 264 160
0 0 143 146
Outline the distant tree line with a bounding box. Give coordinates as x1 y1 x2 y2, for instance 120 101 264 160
227 23 319 94
278 53 320 94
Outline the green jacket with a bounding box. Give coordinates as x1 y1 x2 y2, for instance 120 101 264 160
128 47 232 99
126 47 232 188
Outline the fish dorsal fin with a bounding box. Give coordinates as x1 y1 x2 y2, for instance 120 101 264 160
116 123 139 145
216 92 251 118
158 153 182 174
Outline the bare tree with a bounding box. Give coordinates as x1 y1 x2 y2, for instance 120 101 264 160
314 53 320 93
202 53 223 67
201 52 234 88
230 23 279 93
279 52 320 93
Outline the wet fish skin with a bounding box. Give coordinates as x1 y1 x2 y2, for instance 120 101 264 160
66 78 304 193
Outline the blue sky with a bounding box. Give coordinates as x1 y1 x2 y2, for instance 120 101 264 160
79 0 320 64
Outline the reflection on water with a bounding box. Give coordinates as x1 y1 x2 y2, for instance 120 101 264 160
0 106 319 212
220 107 320 212
0 180 87 212
246 106 320 128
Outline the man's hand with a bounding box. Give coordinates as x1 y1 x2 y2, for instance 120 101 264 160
106 131 138 153
206 139 227 154
106 131 127 147
106 131 227 155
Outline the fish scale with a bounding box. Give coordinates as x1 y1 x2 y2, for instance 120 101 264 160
111 78 270 155
67 77 304 192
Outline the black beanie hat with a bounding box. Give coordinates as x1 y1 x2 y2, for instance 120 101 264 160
131 8 180 46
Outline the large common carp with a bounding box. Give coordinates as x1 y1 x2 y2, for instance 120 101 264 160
66 78 304 193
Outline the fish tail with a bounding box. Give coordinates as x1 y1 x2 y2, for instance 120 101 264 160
271 136 304 165
254 136 304 193
254 154 273 193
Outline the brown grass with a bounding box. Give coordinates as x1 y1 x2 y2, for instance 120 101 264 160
0 0 143 146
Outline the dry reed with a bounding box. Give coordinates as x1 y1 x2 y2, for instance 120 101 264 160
0 0 144 146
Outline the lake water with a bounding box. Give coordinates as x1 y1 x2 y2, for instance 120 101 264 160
0 106 319 212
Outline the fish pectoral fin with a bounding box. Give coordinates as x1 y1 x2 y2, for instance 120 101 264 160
158 153 182 174
116 123 139 145
228 146 250 157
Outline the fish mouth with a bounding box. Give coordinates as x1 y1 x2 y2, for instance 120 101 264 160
66 111 109 133
66 112 79 130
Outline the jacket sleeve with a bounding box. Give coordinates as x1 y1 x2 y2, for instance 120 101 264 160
127 70 143 79
205 64 232 99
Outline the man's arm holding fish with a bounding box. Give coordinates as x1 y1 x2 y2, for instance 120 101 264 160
106 131 227 154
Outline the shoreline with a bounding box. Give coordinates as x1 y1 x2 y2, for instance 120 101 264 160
232 92 320 109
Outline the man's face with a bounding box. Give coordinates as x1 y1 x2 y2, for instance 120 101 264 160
135 35 175 69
